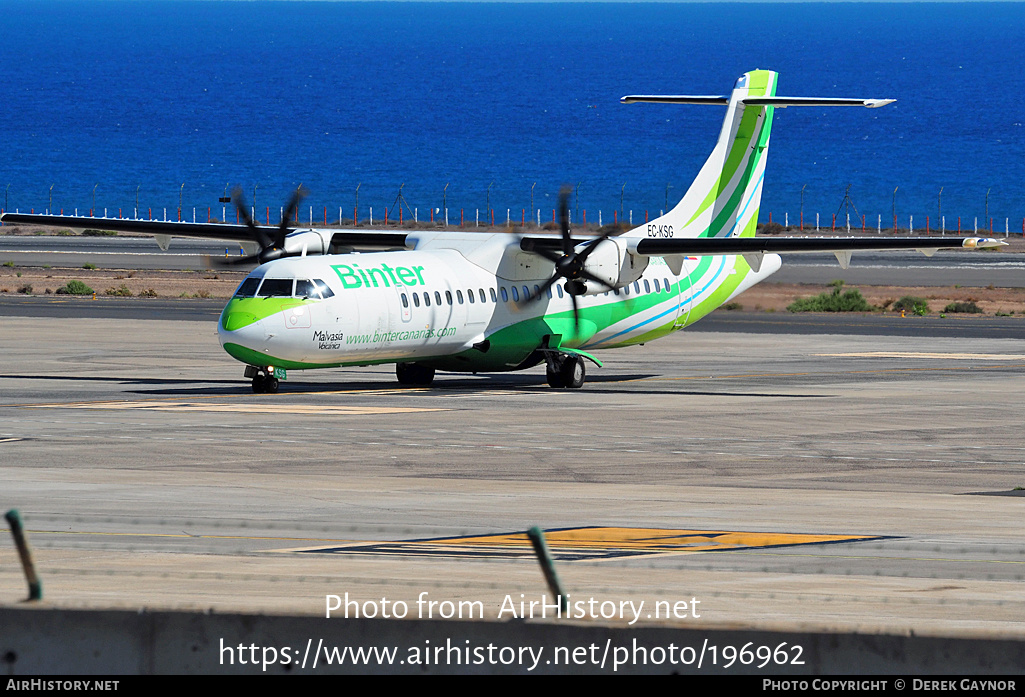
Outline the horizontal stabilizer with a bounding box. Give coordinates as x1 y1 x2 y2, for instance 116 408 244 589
621 95 894 108
620 95 729 105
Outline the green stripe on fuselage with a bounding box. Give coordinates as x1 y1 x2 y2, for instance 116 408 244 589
220 297 314 330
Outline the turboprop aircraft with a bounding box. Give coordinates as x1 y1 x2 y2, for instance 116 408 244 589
2 70 1003 393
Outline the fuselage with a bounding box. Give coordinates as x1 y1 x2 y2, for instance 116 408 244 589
217 233 782 374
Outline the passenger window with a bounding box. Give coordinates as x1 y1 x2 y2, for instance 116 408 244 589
413 293 421 307
501 287 508 302
664 278 671 292
467 289 475 303
401 293 408 308
511 286 519 302
546 286 552 299
457 290 464 304
634 281 640 294
490 288 497 302
479 288 486 303
435 291 442 306
423 292 430 307
623 284 630 296
445 290 453 305
557 285 564 299
644 280 651 294
522 286 529 300
235 278 261 297
258 278 293 297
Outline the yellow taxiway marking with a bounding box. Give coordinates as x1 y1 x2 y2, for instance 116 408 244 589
28 401 446 415
817 352 1025 361
282 527 886 561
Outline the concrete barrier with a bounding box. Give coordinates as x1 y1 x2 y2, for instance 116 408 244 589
2 607 1024 675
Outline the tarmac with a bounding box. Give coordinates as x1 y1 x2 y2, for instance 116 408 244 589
2 306 1025 638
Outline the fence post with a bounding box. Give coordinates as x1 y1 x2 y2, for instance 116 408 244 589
5 509 42 601
526 527 567 613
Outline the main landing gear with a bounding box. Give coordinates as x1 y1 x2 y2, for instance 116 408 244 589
396 362 436 386
245 366 279 394
545 353 585 389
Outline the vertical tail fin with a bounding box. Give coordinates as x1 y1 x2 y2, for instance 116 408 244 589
623 69 778 240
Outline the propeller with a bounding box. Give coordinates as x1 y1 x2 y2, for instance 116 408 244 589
215 186 306 266
519 186 618 329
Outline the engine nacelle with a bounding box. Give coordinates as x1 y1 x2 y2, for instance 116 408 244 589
571 237 648 295
282 228 331 257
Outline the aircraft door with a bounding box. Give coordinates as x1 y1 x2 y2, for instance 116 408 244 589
393 283 412 324
673 257 694 329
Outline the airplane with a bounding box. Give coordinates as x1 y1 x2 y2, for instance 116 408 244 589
2 69 1003 393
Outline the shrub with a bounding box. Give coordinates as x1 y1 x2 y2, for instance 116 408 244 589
139 288 158 298
17 284 32 294
82 262 97 270
82 229 117 236
105 283 133 297
759 222 784 235
721 302 743 311
944 301 983 314
892 296 930 315
787 285 874 312
56 229 75 236
2 261 13 267
55 280 94 295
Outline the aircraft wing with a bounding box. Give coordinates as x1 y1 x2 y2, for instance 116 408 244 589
1 213 257 242
0 213 411 253
626 235 1005 272
520 233 1005 273
628 235 1004 256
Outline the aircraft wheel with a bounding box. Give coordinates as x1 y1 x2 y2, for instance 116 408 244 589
546 363 565 389
559 356 585 389
396 362 435 386
252 375 266 394
265 377 279 394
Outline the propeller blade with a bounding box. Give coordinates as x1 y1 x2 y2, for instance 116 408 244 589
231 187 273 249
521 274 561 305
559 186 573 256
277 186 306 247
576 268 617 293
574 230 615 264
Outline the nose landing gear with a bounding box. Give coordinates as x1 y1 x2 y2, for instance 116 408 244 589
245 365 279 394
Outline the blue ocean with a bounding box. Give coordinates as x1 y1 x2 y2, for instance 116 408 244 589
3 1 1024 229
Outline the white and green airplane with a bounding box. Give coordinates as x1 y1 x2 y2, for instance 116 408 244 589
3 70 1002 393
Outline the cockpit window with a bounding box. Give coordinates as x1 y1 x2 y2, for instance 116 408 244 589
312 279 334 299
234 277 262 297
295 279 316 299
258 278 294 297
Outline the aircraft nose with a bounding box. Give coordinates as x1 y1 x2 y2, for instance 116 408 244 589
221 310 258 332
